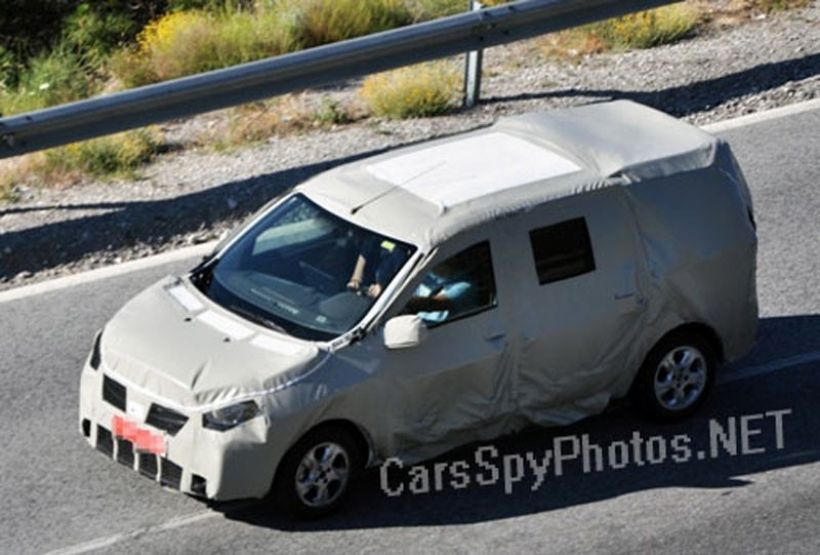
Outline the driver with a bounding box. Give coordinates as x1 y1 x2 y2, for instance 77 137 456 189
347 238 403 298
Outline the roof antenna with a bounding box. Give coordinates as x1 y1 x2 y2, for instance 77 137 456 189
350 160 446 215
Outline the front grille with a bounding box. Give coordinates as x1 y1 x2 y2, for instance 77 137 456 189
145 403 188 436
116 438 134 467
160 458 183 490
96 426 114 456
102 375 126 411
139 453 158 479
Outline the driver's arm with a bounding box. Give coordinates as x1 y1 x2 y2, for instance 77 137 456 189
347 254 366 289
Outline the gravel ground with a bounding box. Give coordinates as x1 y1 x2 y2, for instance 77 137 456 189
0 2 818 291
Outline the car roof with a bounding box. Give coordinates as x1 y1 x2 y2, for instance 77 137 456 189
297 100 720 250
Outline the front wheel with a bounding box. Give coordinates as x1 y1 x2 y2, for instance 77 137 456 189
272 426 362 519
630 331 717 421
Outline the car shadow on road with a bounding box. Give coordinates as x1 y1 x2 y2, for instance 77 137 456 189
210 314 820 530
0 130 480 281
0 146 383 279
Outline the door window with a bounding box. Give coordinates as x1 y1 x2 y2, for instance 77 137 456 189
402 242 497 326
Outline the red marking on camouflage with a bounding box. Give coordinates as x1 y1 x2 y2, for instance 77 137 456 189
112 415 165 455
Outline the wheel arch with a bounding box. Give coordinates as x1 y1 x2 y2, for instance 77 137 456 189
663 322 725 363
308 418 375 467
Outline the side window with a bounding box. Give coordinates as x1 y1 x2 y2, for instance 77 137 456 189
402 242 497 326
529 217 595 285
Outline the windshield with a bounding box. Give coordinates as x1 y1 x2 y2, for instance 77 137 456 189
191 193 416 341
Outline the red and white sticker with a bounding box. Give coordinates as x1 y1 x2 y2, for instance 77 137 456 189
112 415 166 456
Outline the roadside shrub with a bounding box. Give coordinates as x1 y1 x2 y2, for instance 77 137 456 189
280 0 414 47
0 171 16 202
0 46 18 88
745 0 811 11
62 3 138 67
540 3 702 59
405 0 465 21
39 129 162 181
114 8 298 86
359 61 460 119
592 3 702 50
0 128 162 194
199 94 357 148
314 97 354 126
0 50 93 115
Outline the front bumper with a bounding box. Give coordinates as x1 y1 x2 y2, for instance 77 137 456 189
78 360 279 501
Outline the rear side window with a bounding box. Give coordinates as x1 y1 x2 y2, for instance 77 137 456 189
529 218 596 285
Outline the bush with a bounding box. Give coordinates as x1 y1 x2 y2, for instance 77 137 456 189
114 8 298 86
359 61 460 119
0 50 93 115
39 128 162 180
405 0 465 21
540 3 702 59
591 3 702 50
0 128 162 194
277 0 413 48
0 171 16 202
745 0 810 11
62 3 139 67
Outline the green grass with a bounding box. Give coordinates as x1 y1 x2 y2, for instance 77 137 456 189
359 61 461 119
0 50 94 116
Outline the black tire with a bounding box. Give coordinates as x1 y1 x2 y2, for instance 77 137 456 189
271 426 363 519
630 330 717 421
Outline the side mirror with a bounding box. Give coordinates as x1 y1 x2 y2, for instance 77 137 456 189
383 315 427 350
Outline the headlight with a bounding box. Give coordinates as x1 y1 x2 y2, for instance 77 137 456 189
89 330 103 370
202 400 260 431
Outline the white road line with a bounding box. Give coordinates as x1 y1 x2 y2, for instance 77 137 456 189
2 98 819 304
702 98 820 133
717 350 820 385
0 241 215 304
44 511 219 555
45 351 820 555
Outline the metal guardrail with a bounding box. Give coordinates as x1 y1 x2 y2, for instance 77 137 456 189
0 0 678 159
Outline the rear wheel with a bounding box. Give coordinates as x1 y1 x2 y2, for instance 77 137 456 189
631 330 716 421
272 426 362 519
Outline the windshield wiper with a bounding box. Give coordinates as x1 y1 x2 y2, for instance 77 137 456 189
227 303 289 335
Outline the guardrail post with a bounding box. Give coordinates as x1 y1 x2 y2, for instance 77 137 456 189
463 0 484 109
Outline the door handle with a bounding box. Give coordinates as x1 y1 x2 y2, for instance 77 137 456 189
484 330 506 341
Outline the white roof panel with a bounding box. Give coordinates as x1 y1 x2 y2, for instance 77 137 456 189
365 132 581 208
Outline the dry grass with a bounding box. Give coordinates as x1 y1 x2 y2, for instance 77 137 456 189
0 129 162 192
745 0 811 11
195 94 360 149
0 170 18 202
281 0 414 46
359 61 461 119
113 9 298 86
540 3 704 60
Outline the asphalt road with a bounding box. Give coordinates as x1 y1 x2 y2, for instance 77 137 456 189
1 105 818 554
